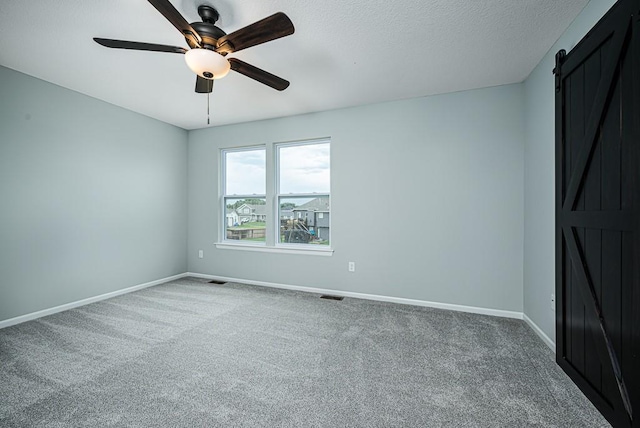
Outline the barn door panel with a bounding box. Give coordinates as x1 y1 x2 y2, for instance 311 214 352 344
555 0 639 427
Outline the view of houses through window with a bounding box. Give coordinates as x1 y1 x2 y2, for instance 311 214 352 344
277 142 330 245
222 140 330 247
224 198 267 242
278 196 330 244
223 148 266 242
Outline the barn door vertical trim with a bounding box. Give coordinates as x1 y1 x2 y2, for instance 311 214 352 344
631 5 640 427
554 48 566 375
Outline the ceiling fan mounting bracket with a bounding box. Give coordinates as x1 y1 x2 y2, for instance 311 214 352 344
198 5 219 24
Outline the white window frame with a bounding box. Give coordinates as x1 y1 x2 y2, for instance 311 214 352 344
275 139 331 249
216 138 332 256
220 146 267 247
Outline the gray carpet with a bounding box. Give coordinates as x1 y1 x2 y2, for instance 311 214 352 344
0 277 609 427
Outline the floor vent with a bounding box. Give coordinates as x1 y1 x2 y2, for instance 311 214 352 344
320 295 344 301
208 280 227 285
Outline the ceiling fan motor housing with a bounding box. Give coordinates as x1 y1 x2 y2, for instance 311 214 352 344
191 22 226 48
189 6 226 50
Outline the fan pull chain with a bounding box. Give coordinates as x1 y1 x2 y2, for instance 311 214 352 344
207 92 210 125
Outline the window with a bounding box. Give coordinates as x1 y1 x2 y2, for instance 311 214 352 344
277 142 330 246
222 148 266 243
220 139 331 252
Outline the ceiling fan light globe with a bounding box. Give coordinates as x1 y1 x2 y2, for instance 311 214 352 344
184 48 230 79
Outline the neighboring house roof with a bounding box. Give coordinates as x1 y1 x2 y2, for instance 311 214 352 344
246 204 266 216
235 203 267 216
293 197 330 212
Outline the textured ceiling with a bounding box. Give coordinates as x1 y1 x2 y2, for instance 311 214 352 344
0 0 589 130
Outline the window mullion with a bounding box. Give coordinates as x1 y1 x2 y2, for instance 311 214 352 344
265 143 276 246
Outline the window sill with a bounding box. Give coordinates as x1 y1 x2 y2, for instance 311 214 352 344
215 242 334 256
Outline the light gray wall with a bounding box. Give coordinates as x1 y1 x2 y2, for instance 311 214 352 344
523 0 616 342
188 84 525 312
0 0 617 325
0 66 188 322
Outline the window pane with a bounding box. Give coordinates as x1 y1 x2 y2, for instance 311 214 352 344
279 196 330 245
278 143 330 194
225 149 265 195
225 197 266 243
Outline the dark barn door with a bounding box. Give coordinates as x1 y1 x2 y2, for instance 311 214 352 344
555 0 640 427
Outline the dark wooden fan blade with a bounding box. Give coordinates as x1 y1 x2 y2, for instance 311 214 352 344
147 0 202 47
215 12 294 54
93 38 187 54
228 58 289 91
195 76 214 93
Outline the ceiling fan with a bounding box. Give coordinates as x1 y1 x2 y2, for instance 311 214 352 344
94 0 294 94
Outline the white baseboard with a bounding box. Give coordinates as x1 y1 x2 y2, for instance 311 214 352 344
523 314 556 352
2 271 554 354
0 273 189 329
186 272 524 320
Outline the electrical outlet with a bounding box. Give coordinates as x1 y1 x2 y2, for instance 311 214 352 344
348 262 355 272
198 250 204 259
551 293 555 311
